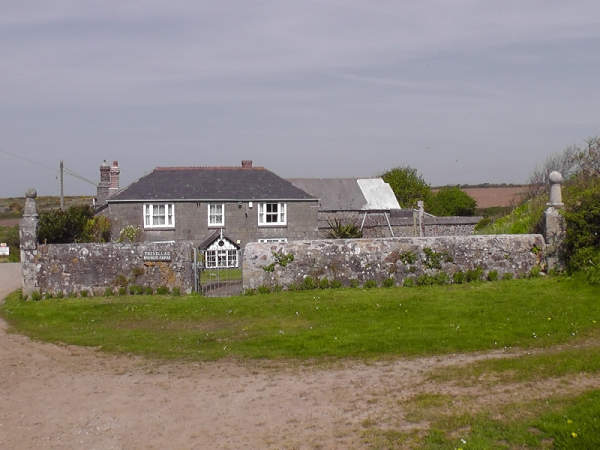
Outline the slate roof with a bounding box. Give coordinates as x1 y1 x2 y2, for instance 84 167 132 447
288 178 400 211
109 167 316 202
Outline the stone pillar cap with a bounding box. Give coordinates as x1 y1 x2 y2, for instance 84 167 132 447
25 188 37 198
549 171 563 183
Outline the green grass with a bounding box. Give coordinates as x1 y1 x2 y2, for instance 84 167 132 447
1 276 599 361
476 200 545 235
200 268 242 284
430 345 600 385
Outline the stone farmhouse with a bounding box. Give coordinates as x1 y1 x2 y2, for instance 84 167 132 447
97 160 319 268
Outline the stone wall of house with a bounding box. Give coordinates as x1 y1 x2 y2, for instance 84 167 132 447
242 235 546 290
23 241 194 296
317 211 481 238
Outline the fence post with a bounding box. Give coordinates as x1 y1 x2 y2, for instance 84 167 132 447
19 189 39 296
417 201 425 237
544 171 566 270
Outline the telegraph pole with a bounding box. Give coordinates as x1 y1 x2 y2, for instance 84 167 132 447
59 160 64 210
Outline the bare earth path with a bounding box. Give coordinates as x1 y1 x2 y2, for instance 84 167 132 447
2 264 600 449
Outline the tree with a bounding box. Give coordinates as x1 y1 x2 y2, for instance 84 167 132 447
426 186 477 216
381 166 431 209
37 205 95 243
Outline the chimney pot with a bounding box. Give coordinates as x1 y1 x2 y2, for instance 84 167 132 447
241 160 253 168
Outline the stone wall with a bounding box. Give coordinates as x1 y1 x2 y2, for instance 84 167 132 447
243 235 546 290
318 211 481 238
23 241 194 296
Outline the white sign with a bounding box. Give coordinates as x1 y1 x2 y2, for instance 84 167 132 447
0 243 9 256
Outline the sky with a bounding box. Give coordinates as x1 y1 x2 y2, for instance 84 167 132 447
1 1 600 197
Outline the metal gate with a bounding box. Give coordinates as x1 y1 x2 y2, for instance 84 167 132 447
194 248 243 297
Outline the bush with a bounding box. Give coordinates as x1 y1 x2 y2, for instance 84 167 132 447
54 290 63 299
80 290 89 297
44 292 53 299
383 277 395 288
453 271 466 284
244 288 256 296
330 280 342 289
319 278 330 289
403 277 416 287
156 286 169 295
349 279 359 288
432 272 449 285
114 275 128 287
171 287 181 296
118 287 128 296
502 272 514 281
257 285 271 294
104 287 114 297
31 291 42 301
67 291 77 298
426 186 477 216
486 270 499 282
144 286 154 295
118 225 142 243
364 279 377 289
301 277 316 290
80 215 111 243
416 274 435 286
37 205 95 243
129 285 144 295
465 268 483 282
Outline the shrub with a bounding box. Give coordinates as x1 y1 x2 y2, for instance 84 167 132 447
432 272 449 285
327 219 363 239
330 279 342 289
301 277 316 290
453 271 466 284
129 285 144 295
144 286 154 295
528 266 542 278
403 277 416 287
104 287 114 297
287 283 298 291
67 291 77 298
319 278 330 289
80 290 89 298
272 285 282 293
131 267 144 278
398 251 417 265
257 285 271 294
37 205 95 243
54 290 63 299
171 287 181 296
416 274 435 286
486 270 499 282
80 215 111 243
31 291 42 301
114 275 128 287
349 279 359 288
156 286 169 295
118 225 141 243
423 248 452 269
44 292 53 299
502 272 514 281
465 268 483 283
425 186 477 216
361 279 376 288
244 288 256 296
474 217 492 232
383 277 395 288
118 287 128 296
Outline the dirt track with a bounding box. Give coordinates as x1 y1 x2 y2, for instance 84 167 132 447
2 264 600 449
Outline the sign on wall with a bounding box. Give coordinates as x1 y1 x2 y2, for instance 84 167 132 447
0 243 9 256
143 250 171 262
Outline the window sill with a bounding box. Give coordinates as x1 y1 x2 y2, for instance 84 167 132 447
144 227 176 231
208 225 225 228
258 224 288 228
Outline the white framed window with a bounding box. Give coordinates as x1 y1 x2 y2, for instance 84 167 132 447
204 249 238 268
258 202 287 226
143 204 175 228
208 203 224 227
258 238 288 243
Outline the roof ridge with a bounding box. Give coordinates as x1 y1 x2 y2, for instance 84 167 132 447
155 166 266 171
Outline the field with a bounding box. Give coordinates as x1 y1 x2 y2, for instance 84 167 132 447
2 276 600 447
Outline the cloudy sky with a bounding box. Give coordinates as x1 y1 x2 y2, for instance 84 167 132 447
1 1 599 196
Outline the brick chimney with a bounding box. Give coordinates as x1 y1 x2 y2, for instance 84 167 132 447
241 160 253 168
109 160 120 196
96 160 111 206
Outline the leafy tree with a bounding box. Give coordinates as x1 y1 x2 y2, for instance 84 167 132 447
38 205 95 243
426 186 477 216
381 166 431 209
80 215 112 243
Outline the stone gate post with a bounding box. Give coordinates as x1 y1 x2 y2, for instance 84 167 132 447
544 171 566 270
20 189 39 296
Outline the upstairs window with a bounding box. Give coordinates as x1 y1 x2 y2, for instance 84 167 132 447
143 204 174 228
258 203 286 226
208 203 224 227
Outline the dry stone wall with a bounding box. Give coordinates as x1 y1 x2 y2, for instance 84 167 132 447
243 235 546 290
23 241 194 296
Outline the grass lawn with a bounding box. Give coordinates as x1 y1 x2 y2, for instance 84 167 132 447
200 267 241 284
1 276 599 361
